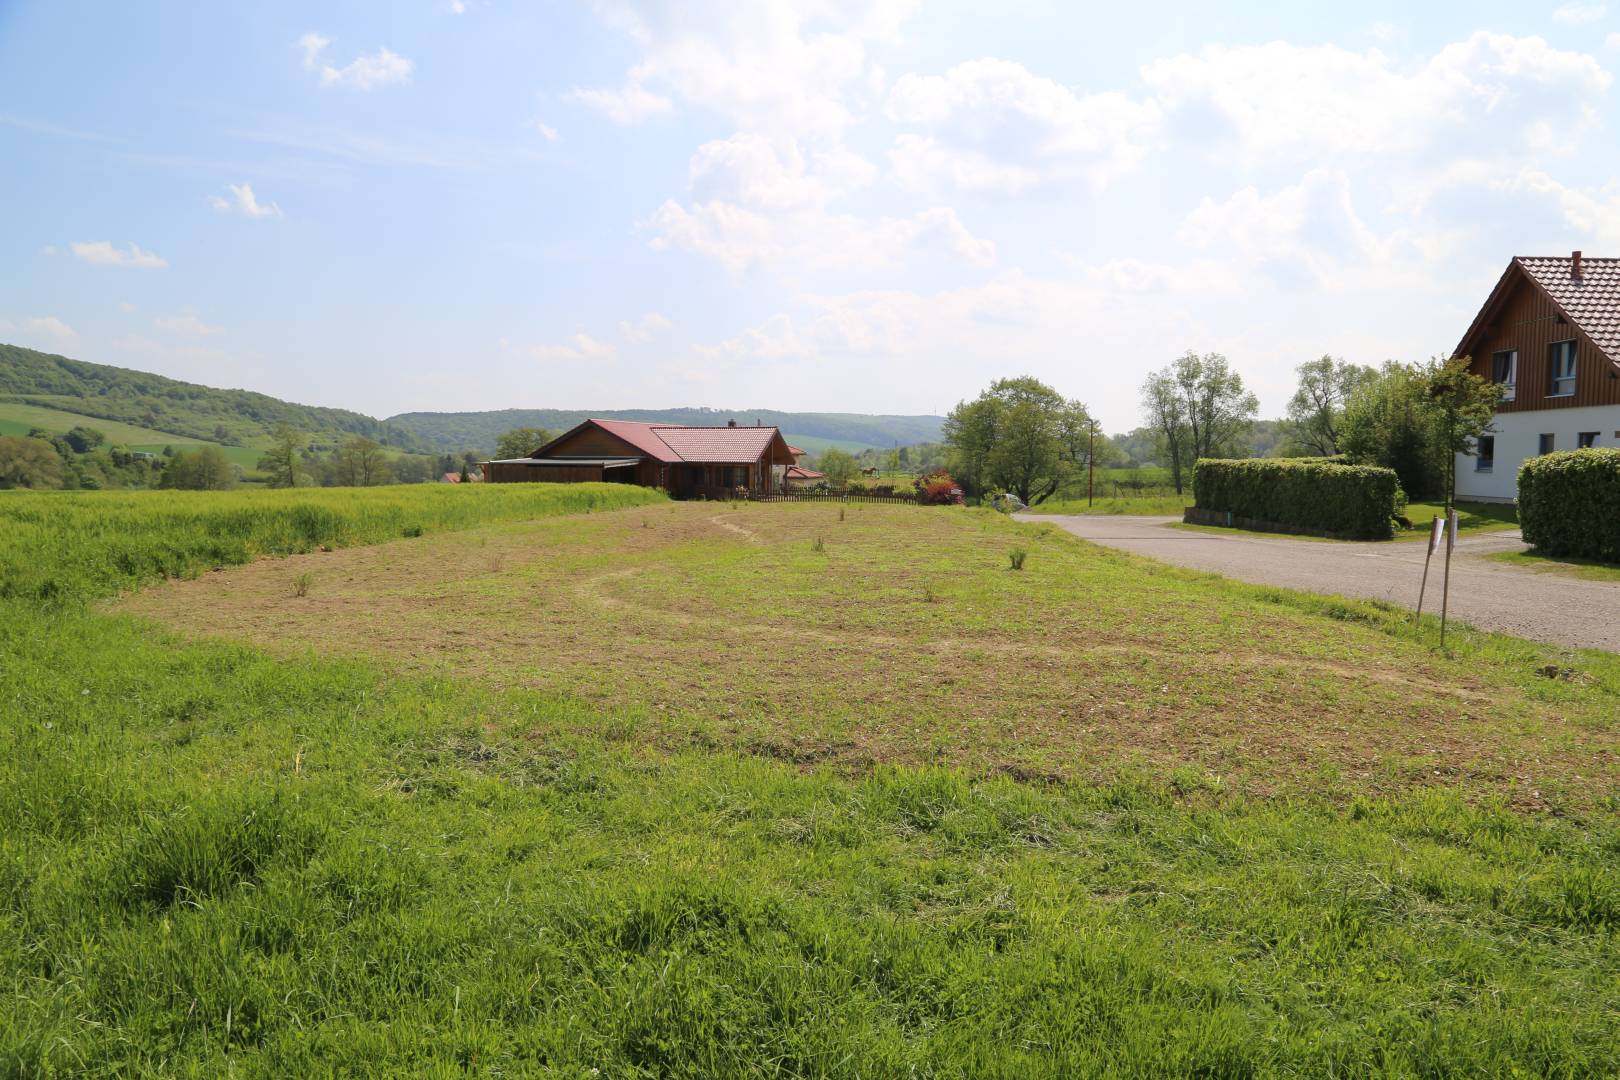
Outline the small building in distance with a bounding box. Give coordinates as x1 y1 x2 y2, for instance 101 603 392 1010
483 418 798 497
1454 251 1620 502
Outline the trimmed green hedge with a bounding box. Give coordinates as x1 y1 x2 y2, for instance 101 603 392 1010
1193 458 1404 539
1518 448 1620 562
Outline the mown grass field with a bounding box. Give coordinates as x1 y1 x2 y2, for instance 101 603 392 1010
4 486 1619 1075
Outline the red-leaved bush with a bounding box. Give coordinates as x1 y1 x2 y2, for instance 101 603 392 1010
914 469 964 506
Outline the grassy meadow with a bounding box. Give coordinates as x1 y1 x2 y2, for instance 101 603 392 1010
3 487 1619 1075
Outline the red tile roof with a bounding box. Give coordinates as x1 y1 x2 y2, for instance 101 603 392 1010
1516 255 1620 365
588 419 684 462
651 424 779 463
785 465 824 479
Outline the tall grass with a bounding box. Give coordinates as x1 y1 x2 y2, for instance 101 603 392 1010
0 483 665 605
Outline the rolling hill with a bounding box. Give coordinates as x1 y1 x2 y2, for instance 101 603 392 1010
0 343 947 457
385 408 946 454
0 343 432 453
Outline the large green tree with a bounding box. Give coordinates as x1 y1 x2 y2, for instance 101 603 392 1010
817 447 859 487
0 436 65 489
1140 352 1258 493
334 436 390 487
944 376 1096 505
160 446 235 490
494 427 555 460
258 423 306 488
1340 359 1498 502
1284 356 1377 456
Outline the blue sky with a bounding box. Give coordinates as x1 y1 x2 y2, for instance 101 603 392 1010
3 1 1619 430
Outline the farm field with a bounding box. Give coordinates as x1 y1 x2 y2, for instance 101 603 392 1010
0 400 266 469
4 489 1619 1074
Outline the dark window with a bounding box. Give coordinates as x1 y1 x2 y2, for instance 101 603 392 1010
1549 341 1577 396
1578 431 1599 448
1475 435 1494 471
1539 433 1555 455
1491 350 1517 387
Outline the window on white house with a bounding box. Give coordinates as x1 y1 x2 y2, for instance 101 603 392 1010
1578 431 1599 448
1539 433 1556 455
1549 341 1577 396
1475 435 1494 471
1491 350 1517 400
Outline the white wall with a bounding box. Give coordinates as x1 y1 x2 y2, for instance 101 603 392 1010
1455 403 1620 502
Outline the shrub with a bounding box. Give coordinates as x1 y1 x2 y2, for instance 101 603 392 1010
1193 458 1403 539
1008 548 1027 570
914 469 965 506
1518 448 1620 562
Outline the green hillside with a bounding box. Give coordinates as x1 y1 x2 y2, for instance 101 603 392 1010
0 343 431 453
385 407 946 454
0 402 265 469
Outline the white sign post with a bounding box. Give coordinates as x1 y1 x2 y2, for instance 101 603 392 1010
1415 515 1443 621
1439 509 1459 647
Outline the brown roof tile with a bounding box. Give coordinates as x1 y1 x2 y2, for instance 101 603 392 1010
1516 255 1620 365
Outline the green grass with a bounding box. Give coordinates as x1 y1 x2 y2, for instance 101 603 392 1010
1025 494 1192 515
2 488 1619 1074
0 401 230 449
1488 549 1620 581
1401 500 1519 539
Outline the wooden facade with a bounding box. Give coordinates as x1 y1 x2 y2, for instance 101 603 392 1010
1458 265 1620 412
483 419 796 496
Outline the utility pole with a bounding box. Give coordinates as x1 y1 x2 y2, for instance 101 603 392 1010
1088 419 1097 507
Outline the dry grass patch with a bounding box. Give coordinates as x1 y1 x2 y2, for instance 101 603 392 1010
116 501 1620 807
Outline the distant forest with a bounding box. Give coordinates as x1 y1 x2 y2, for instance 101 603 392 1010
385 407 948 454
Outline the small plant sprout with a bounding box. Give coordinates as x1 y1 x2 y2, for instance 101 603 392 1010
839 506 846 522
923 586 938 603
1008 548 1028 571
292 571 314 597
813 537 826 553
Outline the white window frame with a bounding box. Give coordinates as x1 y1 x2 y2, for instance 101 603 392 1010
1549 340 1577 397
1491 350 1517 401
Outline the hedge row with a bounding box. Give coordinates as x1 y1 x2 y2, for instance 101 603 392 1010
1518 448 1620 562
1193 458 1404 540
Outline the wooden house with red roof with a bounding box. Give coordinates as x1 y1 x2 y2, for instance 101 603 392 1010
482 418 798 497
1453 251 1620 501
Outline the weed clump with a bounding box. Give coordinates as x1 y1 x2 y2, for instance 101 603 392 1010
1008 548 1028 570
292 571 314 598
812 537 825 553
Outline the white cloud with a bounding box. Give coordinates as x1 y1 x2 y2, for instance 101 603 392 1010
208 182 281 218
529 332 617 362
1141 33 1610 162
574 0 917 137
1554 3 1607 24
648 131 990 272
567 84 674 124
153 313 224 337
449 0 467 12
299 32 412 90
1489 168 1620 247
24 316 77 342
1608 31 1620 48
536 121 560 142
118 301 136 313
620 311 672 343
885 59 1161 195
70 240 168 268
650 199 993 273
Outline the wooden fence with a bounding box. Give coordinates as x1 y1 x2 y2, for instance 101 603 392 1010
756 490 917 504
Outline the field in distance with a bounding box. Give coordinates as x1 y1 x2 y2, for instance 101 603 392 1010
4 487 1618 1075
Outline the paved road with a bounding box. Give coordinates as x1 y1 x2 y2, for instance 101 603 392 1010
1021 514 1620 653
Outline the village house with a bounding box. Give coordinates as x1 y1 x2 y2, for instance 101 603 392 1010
1454 251 1620 502
482 418 799 497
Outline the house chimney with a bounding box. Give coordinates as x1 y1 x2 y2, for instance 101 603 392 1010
1573 250 1583 280
727 419 736 427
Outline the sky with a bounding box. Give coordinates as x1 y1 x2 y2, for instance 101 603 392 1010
3 1 1620 432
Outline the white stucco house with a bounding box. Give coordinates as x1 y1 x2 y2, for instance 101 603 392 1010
1453 252 1620 503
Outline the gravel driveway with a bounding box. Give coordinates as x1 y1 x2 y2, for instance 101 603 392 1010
1021 514 1620 653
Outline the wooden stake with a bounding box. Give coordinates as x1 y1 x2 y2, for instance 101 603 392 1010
1415 515 1442 621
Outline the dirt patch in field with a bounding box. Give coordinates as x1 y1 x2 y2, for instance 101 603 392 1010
114 502 1620 806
